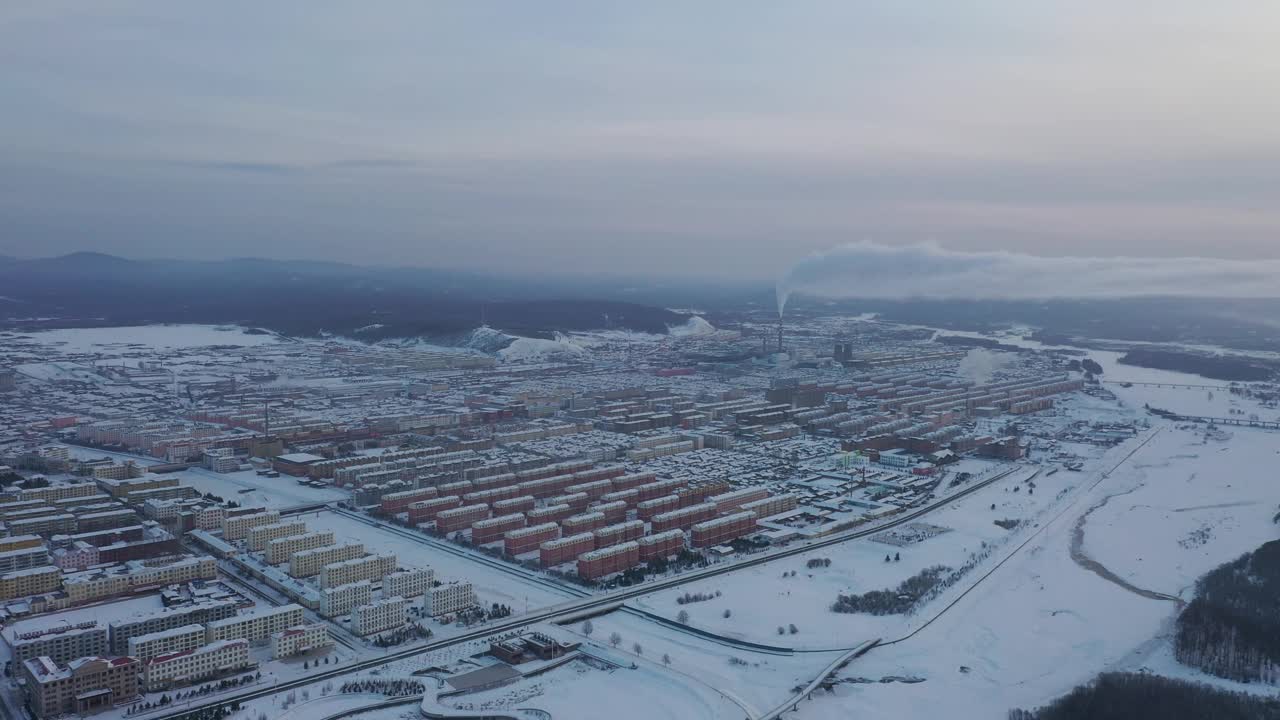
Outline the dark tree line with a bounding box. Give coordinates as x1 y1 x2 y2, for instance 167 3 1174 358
831 566 949 615
1175 539 1280 684
340 679 424 697
1008 672 1280 720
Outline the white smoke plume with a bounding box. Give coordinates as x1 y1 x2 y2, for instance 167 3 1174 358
776 242 1280 312
957 349 1016 386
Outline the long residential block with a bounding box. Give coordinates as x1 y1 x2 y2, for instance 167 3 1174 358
265 531 334 565
205 603 305 644
289 543 363 578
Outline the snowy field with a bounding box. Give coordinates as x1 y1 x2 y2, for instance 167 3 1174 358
632 458 1102 650
173 467 348 508
14 324 284 352
562 612 843 718
300 511 576 615
793 423 1280 719
439 657 729 719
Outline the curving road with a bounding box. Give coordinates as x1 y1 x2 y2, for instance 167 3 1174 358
147 464 1029 720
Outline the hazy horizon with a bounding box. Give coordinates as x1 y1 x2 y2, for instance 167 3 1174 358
4 2 1280 280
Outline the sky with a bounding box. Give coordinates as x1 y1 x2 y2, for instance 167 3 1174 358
3 2 1280 280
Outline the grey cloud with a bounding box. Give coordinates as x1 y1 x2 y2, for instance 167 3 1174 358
778 242 1280 311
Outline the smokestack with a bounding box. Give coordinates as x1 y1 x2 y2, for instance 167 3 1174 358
776 317 784 353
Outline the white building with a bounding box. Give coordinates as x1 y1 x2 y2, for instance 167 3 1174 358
205 604 304 644
289 543 363 578
142 639 251 691
221 510 280 541
270 624 332 659
318 580 372 618
317 553 395 589
126 624 205 662
351 597 408 636
265 531 333 565
245 521 306 551
422 581 475 617
383 568 434 599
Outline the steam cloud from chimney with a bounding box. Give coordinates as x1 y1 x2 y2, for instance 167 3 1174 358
776 242 1280 313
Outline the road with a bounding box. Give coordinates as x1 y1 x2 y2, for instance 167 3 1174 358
145 463 1030 720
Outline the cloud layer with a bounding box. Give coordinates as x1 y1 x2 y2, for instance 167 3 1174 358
777 242 1280 311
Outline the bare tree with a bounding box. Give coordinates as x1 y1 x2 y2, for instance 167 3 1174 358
609 631 622 648
582 619 594 636
662 653 671 666
632 642 643 656
677 609 689 624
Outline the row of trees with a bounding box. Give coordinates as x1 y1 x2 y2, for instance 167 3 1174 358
339 678 425 697
1175 539 1280 683
831 566 950 615
1008 672 1280 720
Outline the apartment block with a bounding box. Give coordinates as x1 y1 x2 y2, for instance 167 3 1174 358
577 541 640 580
245 521 306 551
63 556 216 604
0 534 43 553
318 553 395 589
636 529 685 562
205 604 305 644
384 568 434 599
422 581 475 617
0 566 61 601
9 514 76 538
126 624 205 662
318 580 372 618
0 546 51 575
221 510 280 541
8 624 108 665
271 624 332 659
109 600 238 654
22 656 139 719
351 596 408 636
141 639 251 692
690 511 758 548
289 543 363 578
265 530 333 565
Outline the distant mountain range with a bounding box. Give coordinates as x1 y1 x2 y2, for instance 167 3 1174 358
4 253 1279 354
0 253 762 339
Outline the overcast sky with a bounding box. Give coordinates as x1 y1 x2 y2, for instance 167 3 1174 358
3 2 1280 279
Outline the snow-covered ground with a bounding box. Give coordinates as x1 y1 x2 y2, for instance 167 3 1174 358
561 612 842 718
15 324 284 352
174 467 348 508
793 424 1280 719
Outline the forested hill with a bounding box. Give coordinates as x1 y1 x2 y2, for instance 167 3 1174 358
0 254 690 338
1176 538 1280 683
